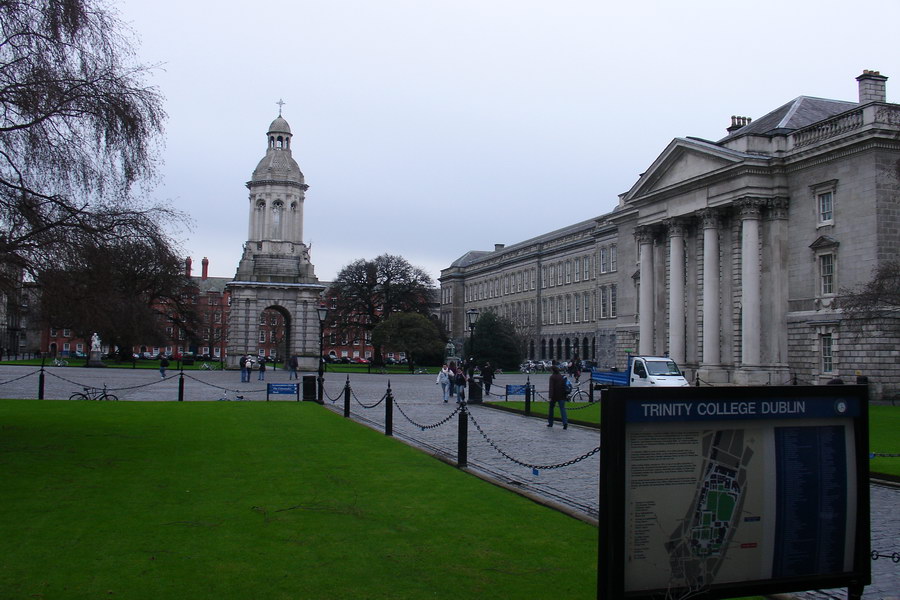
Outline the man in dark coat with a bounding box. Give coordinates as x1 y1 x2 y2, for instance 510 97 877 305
547 365 568 429
481 362 495 396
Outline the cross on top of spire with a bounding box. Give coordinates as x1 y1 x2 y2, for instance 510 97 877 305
276 98 286 116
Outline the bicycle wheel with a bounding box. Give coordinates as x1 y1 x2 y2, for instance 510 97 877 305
69 393 88 401
101 394 119 401
570 389 588 403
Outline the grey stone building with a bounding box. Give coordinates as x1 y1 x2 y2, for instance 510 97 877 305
441 70 900 397
226 113 326 370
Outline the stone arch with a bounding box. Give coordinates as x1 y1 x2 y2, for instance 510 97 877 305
226 291 324 371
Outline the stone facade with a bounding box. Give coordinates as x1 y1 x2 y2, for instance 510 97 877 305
442 71 900 398
226 114 325 370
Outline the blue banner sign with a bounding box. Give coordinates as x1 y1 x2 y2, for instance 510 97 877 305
267 383 299 395
626 395 859 422
506 385 528 396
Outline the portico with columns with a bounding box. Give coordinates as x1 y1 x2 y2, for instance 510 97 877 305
613 132 794 385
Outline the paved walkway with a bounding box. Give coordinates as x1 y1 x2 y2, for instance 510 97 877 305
0 365 896 599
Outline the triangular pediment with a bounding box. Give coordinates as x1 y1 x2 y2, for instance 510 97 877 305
809 235 840 250
623 138 748 202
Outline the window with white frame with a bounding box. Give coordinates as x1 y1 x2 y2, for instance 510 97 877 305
610 285 617 317
819 253 835 295
565 295 571 323
600 247 609 273
818 191 833 224
812 180 837 227
574 258 581 282
557 263 563 286
821 333 834 373
583 256 590 281
566 261 572 284
600 287 608 318
610 245 617 271
574 294 580 322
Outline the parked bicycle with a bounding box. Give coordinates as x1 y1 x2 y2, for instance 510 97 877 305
69 385 118 401
52 358 68 367
200 362 221 371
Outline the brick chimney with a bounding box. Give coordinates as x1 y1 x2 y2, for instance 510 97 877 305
857 70 887 104
494 244 505 251
185 256 192 278
201 257 209 280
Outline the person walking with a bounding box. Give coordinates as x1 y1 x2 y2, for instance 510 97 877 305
447 360 457 398
257 358 266 381
239 355 249 382
436 364 451 402
159 355 169 378
454 368 467 403
288 355 299 380
547 365 569 429
481 361 495 396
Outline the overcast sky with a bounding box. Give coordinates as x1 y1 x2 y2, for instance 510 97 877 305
118 0 900 283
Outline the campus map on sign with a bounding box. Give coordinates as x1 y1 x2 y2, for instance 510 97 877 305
622 396 858 594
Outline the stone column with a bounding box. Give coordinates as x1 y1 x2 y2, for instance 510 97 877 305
739 199 762 367
765 198 790 366
636 227 656 355
665 219 686 363
700 210 720 366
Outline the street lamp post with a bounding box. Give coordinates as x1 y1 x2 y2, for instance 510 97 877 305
316 305 329 403
465 308 479 362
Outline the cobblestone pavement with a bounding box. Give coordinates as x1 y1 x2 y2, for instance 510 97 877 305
1 365 897 599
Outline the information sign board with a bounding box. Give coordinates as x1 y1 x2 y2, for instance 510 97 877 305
599 385 870 600
266 383 299 401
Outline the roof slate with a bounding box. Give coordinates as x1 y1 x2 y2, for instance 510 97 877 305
719 96 858 142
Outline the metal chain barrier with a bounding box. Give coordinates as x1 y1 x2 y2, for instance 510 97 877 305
871 550 900 563
465 406 600 472
352 388 386 409
180 372 267 397
393 398 462 430
0 368 40 386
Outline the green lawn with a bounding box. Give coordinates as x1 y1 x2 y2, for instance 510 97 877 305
490 401 900 477
0 400 597 600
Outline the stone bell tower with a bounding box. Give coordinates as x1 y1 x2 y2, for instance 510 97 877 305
226 109 326 370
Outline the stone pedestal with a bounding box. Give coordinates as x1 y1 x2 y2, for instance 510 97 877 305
88 350 105 367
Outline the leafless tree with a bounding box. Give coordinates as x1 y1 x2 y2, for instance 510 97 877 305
0 0 172 293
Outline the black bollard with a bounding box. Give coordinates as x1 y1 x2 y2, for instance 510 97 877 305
525 376 532 416
38 366 45 400
385 383 393 436
457 404 468 468
178 372 185 402
343 376 351 418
